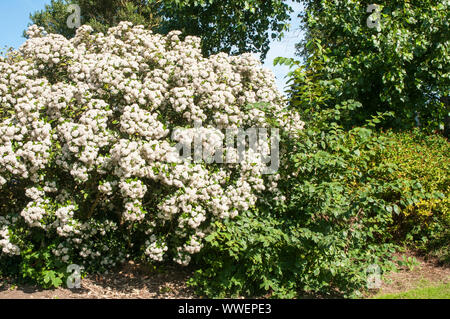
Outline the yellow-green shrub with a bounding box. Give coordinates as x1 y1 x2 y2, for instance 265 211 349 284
379 129 449 253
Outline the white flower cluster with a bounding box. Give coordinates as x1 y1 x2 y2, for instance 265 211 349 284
0 22 304 267
144 235 168 262
0 216 20 255
53 204 77 237
20 199 49 228
50 218 127 269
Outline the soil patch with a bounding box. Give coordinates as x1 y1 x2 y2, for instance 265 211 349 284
0 262 196 299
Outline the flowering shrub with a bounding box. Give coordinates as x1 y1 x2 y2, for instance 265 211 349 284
189 104 401 298
187 102 449 298
0 21 304 285
378 129 450 263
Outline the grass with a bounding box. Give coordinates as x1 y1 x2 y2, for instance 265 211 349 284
374 282 450 299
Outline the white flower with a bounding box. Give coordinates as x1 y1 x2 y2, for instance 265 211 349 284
0 21 304 267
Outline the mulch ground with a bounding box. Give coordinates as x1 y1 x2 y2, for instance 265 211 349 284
0 262 196 299
1 251 449 299
368 251 450 297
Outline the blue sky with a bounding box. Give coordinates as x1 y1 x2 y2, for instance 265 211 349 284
0 0 50 49
0 0 303 92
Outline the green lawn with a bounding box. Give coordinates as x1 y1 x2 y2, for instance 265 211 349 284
374 283 450 299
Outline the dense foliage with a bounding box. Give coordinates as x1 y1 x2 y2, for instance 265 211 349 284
379 129 449 262
188 46 450 297
1 1 448 298
294 0 449 131
0 22 303 287
28 0 298 59
189 103 398 298
189 101 450 299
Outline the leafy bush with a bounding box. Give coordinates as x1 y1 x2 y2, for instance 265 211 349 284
0 22 303 286
377 129 449 261
294 0 449 131
187 0 450 297
189 103 450 298
189 104 402 298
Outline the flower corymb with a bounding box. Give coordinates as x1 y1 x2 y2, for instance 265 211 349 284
0 21 304 269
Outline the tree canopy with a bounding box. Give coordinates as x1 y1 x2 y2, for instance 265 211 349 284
292 0 449 130
27 0 298 60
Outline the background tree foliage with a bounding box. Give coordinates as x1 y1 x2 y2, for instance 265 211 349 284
27 0 298 59
294 0 449 131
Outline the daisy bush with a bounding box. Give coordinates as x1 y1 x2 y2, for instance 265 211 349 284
0 22 303 285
